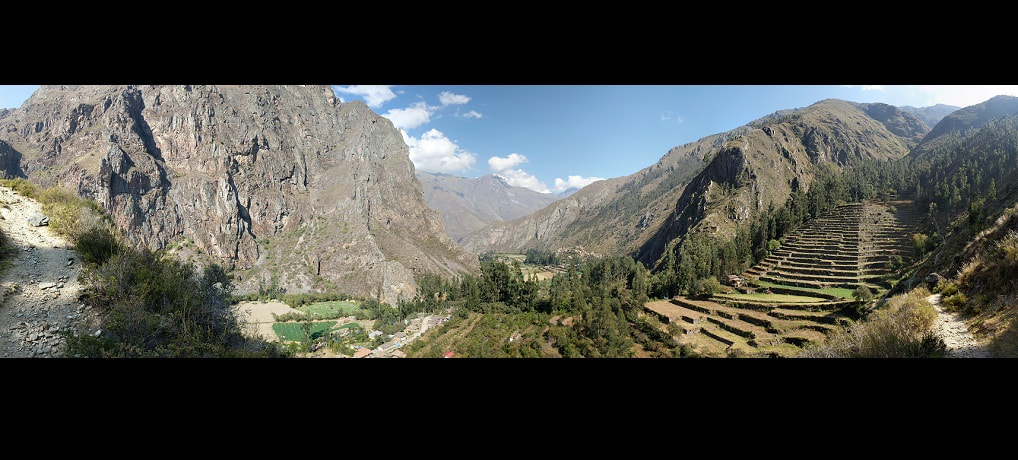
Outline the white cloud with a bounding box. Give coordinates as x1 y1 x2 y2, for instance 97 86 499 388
861 85 885 91
405 128 475 174
332 85 396 108
553 175 605 193
917 85 1018 108
488 153 529 172
439 91 470 106
487 153 549 193
674 116 684 124
463 110 483 119
495 170 550 193
660 111 672 121
384 102 433 130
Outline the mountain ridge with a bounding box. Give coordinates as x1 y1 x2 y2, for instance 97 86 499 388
416 171 560 240
0 85 477 304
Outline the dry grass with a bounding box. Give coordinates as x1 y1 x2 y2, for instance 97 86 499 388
800 287 945 358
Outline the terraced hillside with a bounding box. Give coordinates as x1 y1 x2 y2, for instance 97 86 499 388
644 201 923 356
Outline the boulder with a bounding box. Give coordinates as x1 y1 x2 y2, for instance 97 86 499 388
27 213 49 227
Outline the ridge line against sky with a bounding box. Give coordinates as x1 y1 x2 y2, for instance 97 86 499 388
3 85 1017 194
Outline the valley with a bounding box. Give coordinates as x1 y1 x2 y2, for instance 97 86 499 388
1 85 1016 358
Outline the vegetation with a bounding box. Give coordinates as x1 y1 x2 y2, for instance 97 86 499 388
0 180 287 357
411 255 679 358
801 288 945 358
67 233 286 357
853 285 874 302
272 321 337 342
524 248 560 266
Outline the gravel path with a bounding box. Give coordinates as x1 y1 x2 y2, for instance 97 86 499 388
927 293 991 358
0 186 96 358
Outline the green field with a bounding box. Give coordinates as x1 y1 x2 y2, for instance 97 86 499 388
272 321 337 342
754 280 855 300
297 301 362 319
714 293 827 303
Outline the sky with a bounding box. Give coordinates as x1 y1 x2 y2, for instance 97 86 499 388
3 85 1017 194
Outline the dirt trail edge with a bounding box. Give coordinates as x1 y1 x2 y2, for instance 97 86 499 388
0 185 94 358
926 293 991 358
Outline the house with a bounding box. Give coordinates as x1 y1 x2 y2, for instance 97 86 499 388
353 348 373 359
393 331 407 341
379 341 397 352
727 275 743 287
442 351 455 358
368 330 383 339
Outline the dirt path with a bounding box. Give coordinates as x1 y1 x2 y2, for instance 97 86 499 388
0 186 93 358
927 293 991 358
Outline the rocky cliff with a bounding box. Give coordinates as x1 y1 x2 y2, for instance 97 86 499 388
0 85 477 303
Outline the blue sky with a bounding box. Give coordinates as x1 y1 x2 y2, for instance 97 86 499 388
3 85 1017 194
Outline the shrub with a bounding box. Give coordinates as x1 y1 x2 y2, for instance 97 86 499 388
801 287 945 358
767 239 781 252
853 285 874 302
68 243 286 357
935 280 958 296
996 230 1018 272
2 178 38 198
695 276 722 297
74 225 126 266
943 292 968 312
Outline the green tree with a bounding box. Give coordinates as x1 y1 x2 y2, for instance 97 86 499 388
696 276 722 297
853 285 874 302
912 233 930 258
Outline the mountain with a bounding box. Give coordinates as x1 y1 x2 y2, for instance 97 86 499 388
460 129 740 256
557 187 580 198
462 99 928 269
898 104 959 129
416 171 560 240
0 85 477 304
923 95 1018 143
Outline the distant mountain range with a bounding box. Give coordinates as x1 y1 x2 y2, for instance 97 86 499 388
899 104 960 129
416 171 561 241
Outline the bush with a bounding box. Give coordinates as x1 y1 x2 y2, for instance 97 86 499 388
801 287 945 358
75 225 126 266
996 230 1018 272
943 292 968 312
68 243 286 357
2 178 38 198
935 280 958 296
767 239 781 252
695 276 722 297
853 285 874 302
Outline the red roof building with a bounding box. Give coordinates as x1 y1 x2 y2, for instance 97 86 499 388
442 351 455 358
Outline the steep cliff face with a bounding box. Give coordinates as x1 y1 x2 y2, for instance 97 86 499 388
0 85 477 303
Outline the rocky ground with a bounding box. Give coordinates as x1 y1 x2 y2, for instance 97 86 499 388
927 293 991 358
0 186 97 358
